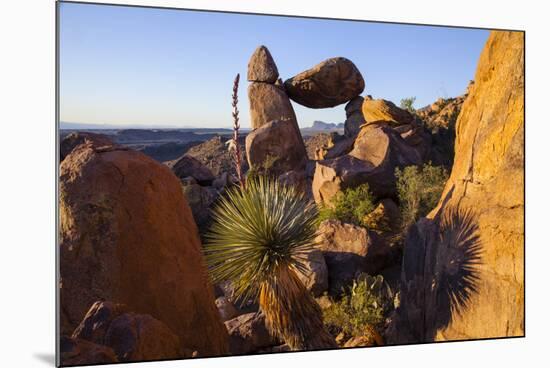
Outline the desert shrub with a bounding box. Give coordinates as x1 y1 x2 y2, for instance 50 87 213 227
395 163 449 229
400 96 417 113
204 176 336 350
323 274 393 337
318 183 376 227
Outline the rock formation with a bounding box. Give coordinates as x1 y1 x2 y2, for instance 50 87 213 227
247 45 279 83
246 119 308 175
59 138 228 356
224 313 281 355
284 57 365 108
245 46 308 177
166 155 215 185
361 97 414 126
312 122 423 203
387 31 524 343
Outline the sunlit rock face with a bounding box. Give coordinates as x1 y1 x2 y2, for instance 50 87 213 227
387 31 524 343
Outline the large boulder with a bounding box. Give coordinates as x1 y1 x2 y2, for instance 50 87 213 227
361 97 414 126
284 57 365 108
247 45 279 83
388 31 524 343
316 219 393 294
248 82 298 130
60 336 118 366
167 155 215 185
312 123 422 204
59 141 228 356
246 119 308 175
224 313 280 355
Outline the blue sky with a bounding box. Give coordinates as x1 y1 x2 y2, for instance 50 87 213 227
59 2 489 128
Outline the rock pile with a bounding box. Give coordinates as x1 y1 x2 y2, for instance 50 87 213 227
245 45 309 186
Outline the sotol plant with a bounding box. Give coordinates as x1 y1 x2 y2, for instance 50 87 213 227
204 177 337 350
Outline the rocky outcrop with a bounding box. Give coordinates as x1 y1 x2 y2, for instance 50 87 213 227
388 31 524 343
247 45 279 83
316 220 394 294
185 135 248 177
246 119 308 175
312 122 423 204
59 141 228 356
224 313 280 355
362 97 414 126
215 296 240 322
344 96 366 137
167 155 215 185
285 57 365 108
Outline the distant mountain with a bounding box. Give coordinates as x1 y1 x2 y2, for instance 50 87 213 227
308 121 345 130
60 122 236 133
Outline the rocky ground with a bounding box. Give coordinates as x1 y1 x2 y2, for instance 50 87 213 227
59 31 524 365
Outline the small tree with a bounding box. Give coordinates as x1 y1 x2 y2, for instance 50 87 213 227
318 183 375 227
395 163 448 230
400 96 417 113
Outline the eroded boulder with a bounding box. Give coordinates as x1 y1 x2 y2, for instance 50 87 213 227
248 82 298 130
167 155 215 185
247 45 279 83
246 119 308 175
224 313 280 355
296 249 329 297
361 97 414 126
285 57 365 108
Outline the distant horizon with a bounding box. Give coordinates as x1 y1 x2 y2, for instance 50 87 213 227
59 3 488 128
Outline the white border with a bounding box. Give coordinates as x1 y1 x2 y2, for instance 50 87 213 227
1 1 547 367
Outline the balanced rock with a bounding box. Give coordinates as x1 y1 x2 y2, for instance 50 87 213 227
246 119 307 176
247 45 279 83
312 123 422 204
316 219 392 294
344 96 366 137
248 82 298 130
284 57 365 108
60 142 228 356
362 98 414 126
167 155 215 185
388 31 524 344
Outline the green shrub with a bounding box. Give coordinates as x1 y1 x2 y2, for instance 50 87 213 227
395 163 449 229
318 183 375 227
400 96 417 113
323 274 393 337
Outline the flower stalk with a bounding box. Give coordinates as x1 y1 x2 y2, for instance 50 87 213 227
229 73 246 189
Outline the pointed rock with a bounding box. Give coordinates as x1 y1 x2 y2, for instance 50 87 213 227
247 45 279 83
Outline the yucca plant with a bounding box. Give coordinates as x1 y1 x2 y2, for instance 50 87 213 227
204 176 337 350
